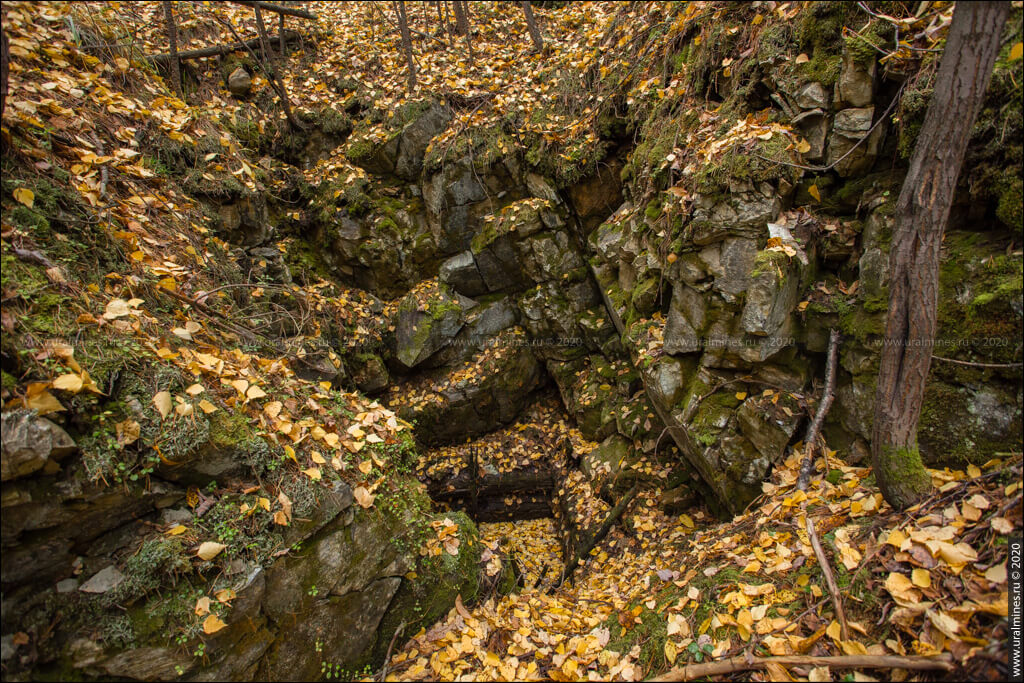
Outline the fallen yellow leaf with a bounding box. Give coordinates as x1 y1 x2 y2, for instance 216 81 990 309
203 614 228 634
196 541 226 561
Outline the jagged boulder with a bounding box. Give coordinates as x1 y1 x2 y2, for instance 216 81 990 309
690 183 780 245
828 106 884 177
227 67 252 97
439 250 488 297
391 329 543 444
421 137 527 254
736 393 802 463
792 108 829 161
663 284 707 355
467 198 569 293
835 51 876 108
349 353 390 395
392 284 468 370
516 277 601 361
794 82 830 110
217 191 271 246
320 191 438 298
568 158 624 232
740 250 801 337
1 411 76 481
426 296 519 368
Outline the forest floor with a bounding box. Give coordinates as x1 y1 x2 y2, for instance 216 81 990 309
1 1 1019 681
382 451 1019 681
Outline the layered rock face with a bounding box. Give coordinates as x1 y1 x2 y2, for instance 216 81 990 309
2 405 485 681
305 72 1019 519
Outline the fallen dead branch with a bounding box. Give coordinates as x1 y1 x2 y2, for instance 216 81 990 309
559 484 638 584
229 1 317 21
147 30 301 63
651 653 954 681
799 328 840 491
804 508 849 641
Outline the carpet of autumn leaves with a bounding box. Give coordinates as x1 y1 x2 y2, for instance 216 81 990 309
382 451 1019 681
1 1 1019 681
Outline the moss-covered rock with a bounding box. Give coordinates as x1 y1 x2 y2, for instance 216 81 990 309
347 100 452 180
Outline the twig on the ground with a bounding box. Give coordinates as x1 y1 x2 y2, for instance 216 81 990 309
804 504 849 641
377 619 407 682
147 31 301 63
930 354 1023 368
651 653 954 681
13 247 55 269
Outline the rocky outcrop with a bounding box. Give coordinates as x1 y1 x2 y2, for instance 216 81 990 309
347 101 453 181
388 328 543 445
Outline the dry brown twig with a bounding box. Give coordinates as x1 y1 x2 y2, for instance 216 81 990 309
651 653 954 681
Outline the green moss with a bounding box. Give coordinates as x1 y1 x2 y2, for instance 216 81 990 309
426 122 517 177
878 445 932 505
105 538 191 608
689 389 741 448
181 168 245 199
0 251 78 340
835 297 885 342
606 605 669 674
844 21 890 67
750 250 790 279
207 411 252 450
370 510 481 665
996 175 1023 234
644 197 664 222
692 132 799 196
936 232 1023 362
918 380 1022 466
345 136 377 166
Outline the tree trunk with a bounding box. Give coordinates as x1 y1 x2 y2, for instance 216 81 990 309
453 0 468 35
162 1 182 97
521 1 543 51
460 2 474 65
394 1 417 91
254 5 275 62
871 0 1009 510
278 13 285 54
1 31 9 119
147 30 299 64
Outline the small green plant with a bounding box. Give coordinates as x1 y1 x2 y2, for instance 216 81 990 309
307 584 320 597
686 636 714 663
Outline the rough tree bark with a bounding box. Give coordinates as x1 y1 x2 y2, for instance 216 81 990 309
253 5 276 62
453 0 469 35
521 1 543 51
278 12 285 54
394 1 417 91
161 1 182 97
871 0 1009 510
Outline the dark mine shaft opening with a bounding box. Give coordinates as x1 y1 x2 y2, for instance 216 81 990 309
425 445 559 523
